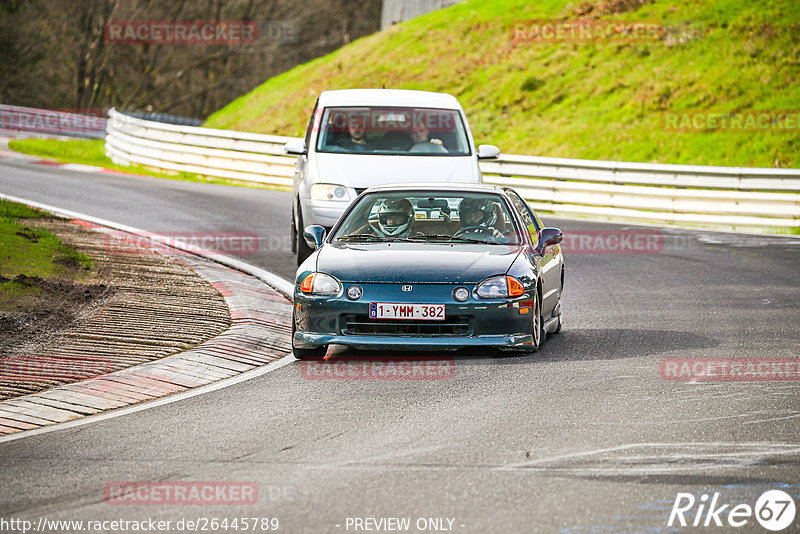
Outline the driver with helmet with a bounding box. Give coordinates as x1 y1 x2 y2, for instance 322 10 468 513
370 198 416 238
458 198 503 239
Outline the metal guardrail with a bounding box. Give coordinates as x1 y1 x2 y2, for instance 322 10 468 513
106 108 295 187
105 108 800 232
0 104 107 139
119 110 204 127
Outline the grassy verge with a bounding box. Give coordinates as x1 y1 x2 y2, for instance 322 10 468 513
206 0 800 168
0 200 93 308
7 139 285 190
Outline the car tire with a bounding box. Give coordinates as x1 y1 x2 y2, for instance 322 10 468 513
530 289 545 353
553 269 563 334
295 204 313 265
291 311 327 360
553 297 562 334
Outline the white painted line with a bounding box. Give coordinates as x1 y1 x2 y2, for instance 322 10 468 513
60 163 106 173
0 353 297 445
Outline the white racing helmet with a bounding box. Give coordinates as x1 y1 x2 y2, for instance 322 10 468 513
371 198 415 237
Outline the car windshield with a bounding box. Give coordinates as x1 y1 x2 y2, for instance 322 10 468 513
316 106 471 156
332 191 522 245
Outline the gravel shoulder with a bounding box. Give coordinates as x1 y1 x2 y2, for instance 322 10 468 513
0 217 231 399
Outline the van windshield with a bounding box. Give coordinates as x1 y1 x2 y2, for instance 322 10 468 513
316 106 471 156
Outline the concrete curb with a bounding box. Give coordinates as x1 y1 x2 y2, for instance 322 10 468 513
0 195 294 439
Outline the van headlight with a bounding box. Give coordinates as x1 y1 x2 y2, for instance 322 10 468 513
311 183 351 201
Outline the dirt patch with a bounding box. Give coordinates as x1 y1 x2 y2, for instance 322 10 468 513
0 274 112 353
0 219 231 400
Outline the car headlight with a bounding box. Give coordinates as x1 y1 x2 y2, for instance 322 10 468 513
300 272 342 296
475 275 525 299
310 183 351 201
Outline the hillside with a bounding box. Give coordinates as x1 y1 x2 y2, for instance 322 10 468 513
205 0 800 168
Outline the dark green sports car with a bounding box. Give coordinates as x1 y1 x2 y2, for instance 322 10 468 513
291 183 564 359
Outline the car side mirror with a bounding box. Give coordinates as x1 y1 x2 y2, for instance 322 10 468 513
303 225 326 249
477 144 500 159
285 139 307 155
539 227 563 250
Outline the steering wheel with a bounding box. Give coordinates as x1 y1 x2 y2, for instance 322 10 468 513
454 226 497 239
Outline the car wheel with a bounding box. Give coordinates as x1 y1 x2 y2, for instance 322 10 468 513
291 310 327 360
295 205 313 265
553 268 564 334
530 289 545 352
553 296 562 334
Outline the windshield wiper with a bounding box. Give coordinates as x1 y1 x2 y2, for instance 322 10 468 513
337 233 393 242
337 234 419 243
412 233 456 241
414 234 499 245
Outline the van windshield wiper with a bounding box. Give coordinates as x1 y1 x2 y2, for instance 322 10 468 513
336 233 393 242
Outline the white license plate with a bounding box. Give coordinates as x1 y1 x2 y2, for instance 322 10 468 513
369 303 446 320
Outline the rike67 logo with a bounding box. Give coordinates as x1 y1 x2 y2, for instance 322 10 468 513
668 490 796 531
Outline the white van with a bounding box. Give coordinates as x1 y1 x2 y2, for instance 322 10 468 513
284 89 500 263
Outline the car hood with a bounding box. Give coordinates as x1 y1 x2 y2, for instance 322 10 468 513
313 153 478 187
316 243 522 283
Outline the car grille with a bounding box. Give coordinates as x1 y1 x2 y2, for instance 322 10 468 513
343 315 472 336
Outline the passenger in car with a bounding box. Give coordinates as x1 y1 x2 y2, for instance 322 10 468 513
409 123 448 153
332 113 372 151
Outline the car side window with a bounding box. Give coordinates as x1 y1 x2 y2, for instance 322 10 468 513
304 99 319 151
508 193 539 247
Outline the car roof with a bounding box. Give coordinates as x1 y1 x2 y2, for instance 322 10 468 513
363 182 508 194
318 89 463 110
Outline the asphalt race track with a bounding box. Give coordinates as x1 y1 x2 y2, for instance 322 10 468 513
1 160 799 533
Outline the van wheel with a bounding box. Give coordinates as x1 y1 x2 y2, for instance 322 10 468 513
295 206 313 265
290 206 298 254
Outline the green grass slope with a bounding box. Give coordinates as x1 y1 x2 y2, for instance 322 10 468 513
206 0 800 168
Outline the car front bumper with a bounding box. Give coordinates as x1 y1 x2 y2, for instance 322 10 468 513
293 332 534 351
293 283 536 352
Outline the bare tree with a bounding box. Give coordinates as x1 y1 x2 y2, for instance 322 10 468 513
0 0 381 118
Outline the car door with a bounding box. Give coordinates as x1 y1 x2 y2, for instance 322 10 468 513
508 192 560 317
